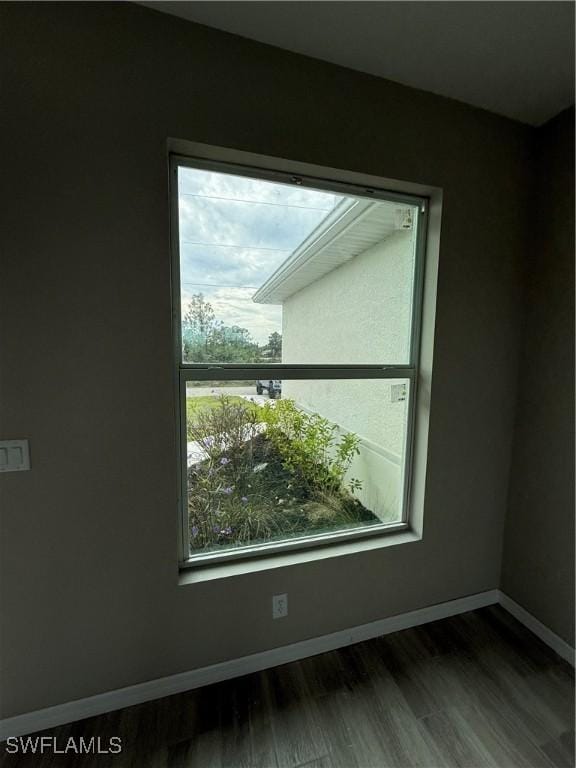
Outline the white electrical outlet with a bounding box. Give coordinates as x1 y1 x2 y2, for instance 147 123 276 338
272 593 288 619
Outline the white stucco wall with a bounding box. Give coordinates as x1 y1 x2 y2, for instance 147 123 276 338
283 229 415 365
281 229 415 522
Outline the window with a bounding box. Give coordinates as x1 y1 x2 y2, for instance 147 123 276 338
172 155 428 566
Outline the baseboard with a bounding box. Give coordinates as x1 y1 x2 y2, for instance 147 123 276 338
498 590 575 667
3 588 573 740
0 588 499 740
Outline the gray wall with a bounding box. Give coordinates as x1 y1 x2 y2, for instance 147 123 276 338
1 3 535 718
501 108 575 646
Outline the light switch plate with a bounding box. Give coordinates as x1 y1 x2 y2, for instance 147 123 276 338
0 440 30 472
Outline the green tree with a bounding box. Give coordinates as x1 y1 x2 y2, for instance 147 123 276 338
210 322 259 363
263 331 282 361
182 293 260 363
183 293 215 336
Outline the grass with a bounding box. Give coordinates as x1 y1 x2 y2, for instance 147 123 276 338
187 394 244 418
186 395 259 440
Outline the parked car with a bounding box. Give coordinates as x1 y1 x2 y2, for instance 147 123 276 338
256 379 282 398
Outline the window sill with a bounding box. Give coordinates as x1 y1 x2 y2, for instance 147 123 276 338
178 527 422 585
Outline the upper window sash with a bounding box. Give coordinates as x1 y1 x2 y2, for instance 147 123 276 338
171 157 427 371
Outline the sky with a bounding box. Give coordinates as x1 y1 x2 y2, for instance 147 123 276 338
178 167 347 345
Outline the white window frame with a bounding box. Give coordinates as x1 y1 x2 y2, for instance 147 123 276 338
171 151 430 569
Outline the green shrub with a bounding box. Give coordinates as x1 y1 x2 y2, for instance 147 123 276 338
187 396 286 549
187 395 368 552
187 395 259 450
260 399 362 495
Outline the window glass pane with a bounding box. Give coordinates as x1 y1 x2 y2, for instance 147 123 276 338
178 166 417 364
185 379 410 556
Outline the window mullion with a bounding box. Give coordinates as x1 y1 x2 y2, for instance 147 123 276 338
179 365 415 384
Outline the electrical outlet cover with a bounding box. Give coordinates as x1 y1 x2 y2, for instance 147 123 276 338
272 593 288 619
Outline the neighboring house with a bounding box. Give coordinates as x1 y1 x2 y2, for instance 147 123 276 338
253 198 418 523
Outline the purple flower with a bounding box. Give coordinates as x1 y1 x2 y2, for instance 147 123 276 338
220 457 230 465
222 486 233 495
221 526 232 535
241 496 249 503
212 525 220 532
191 525 199 538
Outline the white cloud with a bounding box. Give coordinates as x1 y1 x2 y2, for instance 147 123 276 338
181 285 281 346
179 167 339 210
178 168 348 345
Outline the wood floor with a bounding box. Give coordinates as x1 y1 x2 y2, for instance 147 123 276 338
2 606 574 768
